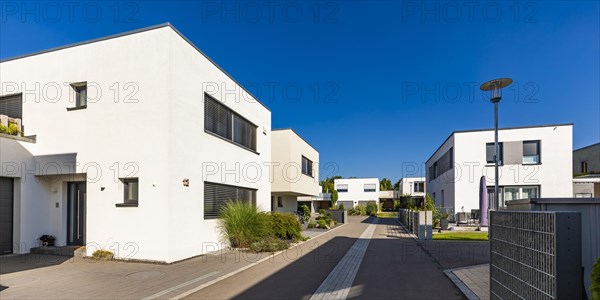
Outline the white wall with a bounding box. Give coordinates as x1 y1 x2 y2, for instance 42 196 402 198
399 177 426 197
271 129 319 197
0 25 272 262
426 125 573 214
334 178 379 207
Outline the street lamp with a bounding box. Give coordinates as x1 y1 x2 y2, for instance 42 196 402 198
480 78 512 210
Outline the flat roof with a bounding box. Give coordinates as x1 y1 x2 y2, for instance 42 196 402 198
574 142 600 152
426 123 574 164
0 23 270 111
272 128 318 152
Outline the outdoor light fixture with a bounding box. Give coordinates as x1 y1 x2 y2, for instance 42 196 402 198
480 78 512 210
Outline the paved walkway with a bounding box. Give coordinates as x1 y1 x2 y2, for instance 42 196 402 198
0 227 339 299
446 264 490 300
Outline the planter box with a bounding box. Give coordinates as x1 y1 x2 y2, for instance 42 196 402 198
441 219 449 230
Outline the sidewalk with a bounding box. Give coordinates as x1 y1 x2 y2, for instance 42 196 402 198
0 227 342 299
445 264 490 300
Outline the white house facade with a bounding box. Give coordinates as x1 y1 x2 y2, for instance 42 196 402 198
398 177 426 197
0 24 272 263
334 178 379 208
426 124 573 216
271 129 320 213
572 142 600 198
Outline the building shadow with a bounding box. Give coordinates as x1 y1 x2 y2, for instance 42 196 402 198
0 253 73 275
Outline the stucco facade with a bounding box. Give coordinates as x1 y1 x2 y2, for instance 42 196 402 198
270 129 320 213
334 178 380 208
0 24 272 262
426 124 573 216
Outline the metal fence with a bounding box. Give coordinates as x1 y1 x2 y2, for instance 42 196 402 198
398 208 432 240
489 211 582 300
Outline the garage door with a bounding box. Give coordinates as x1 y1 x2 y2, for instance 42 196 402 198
0 177 14 255
338 201 353 209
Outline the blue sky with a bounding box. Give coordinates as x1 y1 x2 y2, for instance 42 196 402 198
1 1 599 181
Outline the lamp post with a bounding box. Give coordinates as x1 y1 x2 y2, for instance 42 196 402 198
480 78 512 210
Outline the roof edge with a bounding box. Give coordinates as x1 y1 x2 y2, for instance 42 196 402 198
0 22 271 112
272 128 318 152
425 123 574 164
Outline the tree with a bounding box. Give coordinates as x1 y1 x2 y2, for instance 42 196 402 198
379 178 392 191
331 190 338 207
393 179 401 190
320 176 342 193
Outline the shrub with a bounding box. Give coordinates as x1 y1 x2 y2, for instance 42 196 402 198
356 205 367 216
319 209 326 215
219 201 271 248
270 212 303 242
366 203 378 216
317 219 328 229
298 204 311 223
307 221 317 228
249 237 290 253
92 250 113 260
338 204 345 210
7 123 20 136
0 124 8 134
592 256 600 300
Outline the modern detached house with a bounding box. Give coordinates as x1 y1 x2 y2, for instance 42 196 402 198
572 142 600 197
0 24 272 262
334 178 380 209
426 124 573 216
270 129 320 213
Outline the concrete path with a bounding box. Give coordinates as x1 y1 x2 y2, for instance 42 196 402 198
0 227 339 299
446 264 490 300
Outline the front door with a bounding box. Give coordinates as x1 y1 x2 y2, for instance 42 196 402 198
0 177 14 255
67 182 86 246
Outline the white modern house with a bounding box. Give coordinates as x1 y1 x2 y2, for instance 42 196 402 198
573 142 600 197
426 124 573 216
397 177 426 197
334 178 379 209
271 129 321 213
0 24 273 263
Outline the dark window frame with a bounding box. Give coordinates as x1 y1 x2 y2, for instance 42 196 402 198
582 161 588 174
116 178 139 207
486 142 504 165
277 196 283 207
204 93 258 153
204 181 257 220
67 82 87 111
414 181 424 193
523 140 541 164
337 184 348 193
301 156 313 177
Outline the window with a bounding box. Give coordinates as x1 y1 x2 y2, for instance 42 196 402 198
429 148 453 180
336 184 348 192
302 156 313 177
576 193 592 198
521 186 538 199
582 161 588 174
0 93 22 120
364 184 376 192
414 182 424 193
523 140 540 164
118 178 139 207
67 82 87 110
277 196 283 207
204 94 257 151
486 142 504 164
496 185 540 207
204 182 256 219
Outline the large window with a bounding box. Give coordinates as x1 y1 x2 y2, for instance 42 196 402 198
429 147 453 180
204 94 257 151
302 156 313 177
523 140 540 164
0 93 22 120
204 182 256 219
414 181 424 193
486 142 504 164
336 184 348 192
499 185 539 207
364 184 376 192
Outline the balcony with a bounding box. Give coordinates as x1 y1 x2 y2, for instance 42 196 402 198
0 115 36 143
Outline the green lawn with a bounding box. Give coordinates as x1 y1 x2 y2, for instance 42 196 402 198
432 232 488 241
377 212 398 218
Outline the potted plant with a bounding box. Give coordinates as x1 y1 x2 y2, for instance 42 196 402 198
440 213 450 230
39 235 55 247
